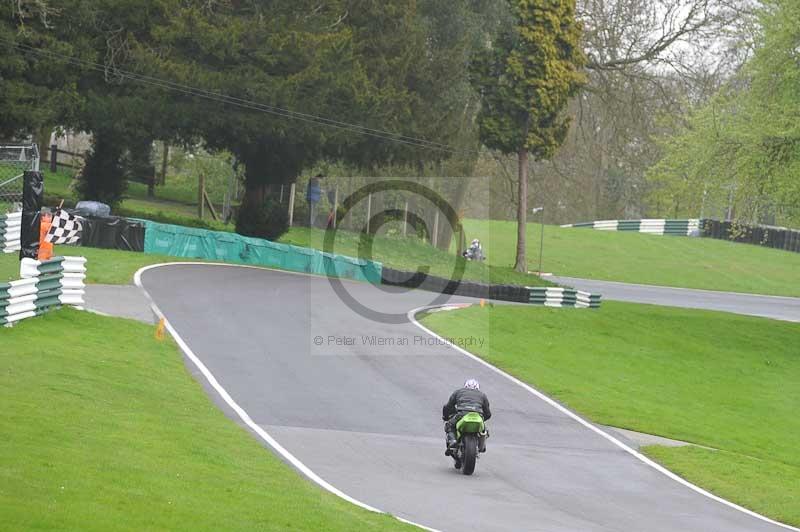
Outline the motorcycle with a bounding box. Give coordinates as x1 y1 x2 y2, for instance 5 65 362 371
450 412 488 475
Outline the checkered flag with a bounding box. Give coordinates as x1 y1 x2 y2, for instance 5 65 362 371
45 209 83 245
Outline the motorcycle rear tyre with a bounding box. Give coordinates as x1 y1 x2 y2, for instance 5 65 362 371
462 434 478 475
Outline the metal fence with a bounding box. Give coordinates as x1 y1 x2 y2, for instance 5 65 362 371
0 144 39 214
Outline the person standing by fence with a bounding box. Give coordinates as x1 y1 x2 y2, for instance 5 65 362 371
306 173 323 227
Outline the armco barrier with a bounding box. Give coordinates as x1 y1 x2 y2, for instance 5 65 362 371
701 219 800 254
1 256 86 326
381 268 602 308
528 287 601 308
0 211 22 253
562 219 700 236
142 221 382 284
381 267 530 302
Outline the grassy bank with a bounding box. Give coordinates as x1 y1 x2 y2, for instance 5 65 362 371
282 226 549 287
462 219 800 296
0 227 551 288
420 302 800 526
0 309 411 531
42 168 231 232
0 247 180 285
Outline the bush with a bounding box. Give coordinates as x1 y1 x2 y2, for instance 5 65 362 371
236 198 289 240
75 132 127 206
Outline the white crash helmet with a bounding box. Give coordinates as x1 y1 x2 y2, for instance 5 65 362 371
464 378 480 390
471 239 480 245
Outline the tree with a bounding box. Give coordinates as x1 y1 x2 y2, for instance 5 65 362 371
0 1 85 141
647 0 800 227
471 0 586 271
130 1 430 238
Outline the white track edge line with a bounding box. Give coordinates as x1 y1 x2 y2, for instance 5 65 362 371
409 304 800 532
133 262 439 532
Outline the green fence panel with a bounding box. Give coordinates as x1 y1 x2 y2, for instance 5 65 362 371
142 220 381 283
241 238 290 269
214 235 245 263
285 245 317 273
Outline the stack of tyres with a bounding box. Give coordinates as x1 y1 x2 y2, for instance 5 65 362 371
1 256 87 326
0 211 22 253
617 220 642 232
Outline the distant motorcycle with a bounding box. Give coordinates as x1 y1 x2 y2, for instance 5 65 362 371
449 412 488 475
462 239 485 262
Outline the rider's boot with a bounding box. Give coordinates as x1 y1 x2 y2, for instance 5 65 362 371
444 431 457 456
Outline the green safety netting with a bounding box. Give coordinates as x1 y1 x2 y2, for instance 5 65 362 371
142 221 382 284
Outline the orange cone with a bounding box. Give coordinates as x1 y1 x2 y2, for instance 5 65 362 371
155 318 166 340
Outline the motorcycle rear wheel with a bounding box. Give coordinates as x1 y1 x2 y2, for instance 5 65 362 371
461 434 478 475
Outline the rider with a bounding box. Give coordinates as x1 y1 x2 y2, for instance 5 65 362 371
442 378 491 455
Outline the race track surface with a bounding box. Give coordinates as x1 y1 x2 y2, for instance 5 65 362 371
140 264 791 532
552 276 800 322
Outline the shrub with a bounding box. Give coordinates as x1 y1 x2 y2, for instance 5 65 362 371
236 197 289 240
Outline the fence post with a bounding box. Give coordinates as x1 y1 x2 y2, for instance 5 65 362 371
198 174 205 220
333 184 339 229
49 145 57 173
288 183 296 226
160 142 169 185
366 193 372 234
403 200 408 237
280 184 284 204
432 210 439 247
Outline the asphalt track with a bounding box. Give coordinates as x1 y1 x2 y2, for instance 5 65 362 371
551 276 800 322
139 264 794 532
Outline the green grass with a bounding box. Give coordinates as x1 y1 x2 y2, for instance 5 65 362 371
0 309 411 531
420 302 800 526
126 174 227 206
0 227 551 287
33 172 800 295
463 219 800 296
0 247 182 285
282 226 550 287
41 168 231 232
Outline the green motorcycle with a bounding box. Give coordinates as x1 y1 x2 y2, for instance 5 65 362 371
451 412 488 475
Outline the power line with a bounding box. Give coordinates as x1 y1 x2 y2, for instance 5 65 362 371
2 38 472 155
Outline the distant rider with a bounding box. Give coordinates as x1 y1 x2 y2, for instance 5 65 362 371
442 379 491 455
462 239 485 261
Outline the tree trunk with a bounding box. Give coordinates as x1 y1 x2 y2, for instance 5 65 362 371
243 181 267 209
436 177 471 253
34 127 52 164
514 149 528 272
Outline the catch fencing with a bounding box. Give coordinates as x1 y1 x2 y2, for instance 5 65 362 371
1 256 86 327
0 144 39 213
528 287 602 308
562 219 700 236
142 220 382 284
0 211 21 253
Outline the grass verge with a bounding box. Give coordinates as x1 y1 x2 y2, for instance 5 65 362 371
282 226 549 287
1 229 551 288
420 302 800 526
0 247 180 285
42 168 231 232
0 309 411 531
463 219 800 296
28 172 800 294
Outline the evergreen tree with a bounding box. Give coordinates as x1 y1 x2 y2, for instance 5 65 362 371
471 0 585 271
